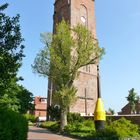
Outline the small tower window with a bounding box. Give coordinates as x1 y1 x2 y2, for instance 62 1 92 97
81 16 86 23
80 4 88 27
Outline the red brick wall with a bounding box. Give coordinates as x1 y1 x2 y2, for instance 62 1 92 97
34 97 47 117
70 0 98 113
70 0 96 37
34 110 46 117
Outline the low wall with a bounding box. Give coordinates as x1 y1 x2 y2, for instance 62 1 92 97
84 115 140 126
108 115 140 126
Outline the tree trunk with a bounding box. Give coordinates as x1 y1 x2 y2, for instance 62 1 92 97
131 104 136 114
60 109 67 131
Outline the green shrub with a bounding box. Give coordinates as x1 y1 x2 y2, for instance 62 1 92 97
64 120 95 134
40 121 57 128
92 127 119 140
64 122 95 140
28 121 34 126
83 119 95 128
92 117 139 140
49 122 60 132
64 123 84 132
0 109 28 140
64 124 76 133
24 114 36 122
47 105 60 121
40 121 60 132
64 117 139 140
109 117 139 138
75 123 83 131
67 112 84 124
106 116 114 125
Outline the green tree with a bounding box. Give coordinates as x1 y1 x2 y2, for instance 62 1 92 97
17 85 34 114
47 105 60 121
0 78 21 111
108 108 115 115
0 3 25 110
53 85 77 130
32 20 104 130
136 95 140 103
126 88 137 114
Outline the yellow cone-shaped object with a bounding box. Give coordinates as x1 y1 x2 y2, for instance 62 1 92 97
94 98 106 121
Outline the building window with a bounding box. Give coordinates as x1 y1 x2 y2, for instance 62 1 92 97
81 16 86 25
41 98 47 103
80 4 88 27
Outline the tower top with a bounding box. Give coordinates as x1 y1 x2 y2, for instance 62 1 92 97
53 0 96 37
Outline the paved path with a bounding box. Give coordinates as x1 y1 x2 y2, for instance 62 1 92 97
28 126 77 140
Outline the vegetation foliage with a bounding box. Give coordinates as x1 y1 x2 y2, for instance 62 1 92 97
17 86 34 114
0 109 28 140
0 4 33 139
0 3 33 113
40 121 60 132
126 88 140 114
93 118 139 140
47 105 60 121
67 112 84 124
40 117 140 140
32 19 104 130
107 108 115 115
33 20 104 88
24 114 36 123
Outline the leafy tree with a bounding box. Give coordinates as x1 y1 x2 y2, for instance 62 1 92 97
0 78 21 111
136 95 140 103
47 105 60 121
32 20 104 130
0 3 25 111
53 85 77 130
108 108 115 115
126 88 137 114
0 80 34 113
17 85 34 114
0 3 24 89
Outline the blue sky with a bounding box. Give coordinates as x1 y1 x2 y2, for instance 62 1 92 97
1 0 140 113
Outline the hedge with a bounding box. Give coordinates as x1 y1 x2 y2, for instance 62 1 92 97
0 109 28 140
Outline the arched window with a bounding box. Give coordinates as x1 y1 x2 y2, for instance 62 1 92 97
80 4 88 27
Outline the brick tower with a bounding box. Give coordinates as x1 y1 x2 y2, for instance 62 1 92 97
47 0 98 116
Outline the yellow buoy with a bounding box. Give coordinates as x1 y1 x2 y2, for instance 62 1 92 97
94 98 106 130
